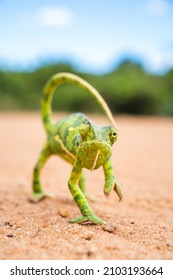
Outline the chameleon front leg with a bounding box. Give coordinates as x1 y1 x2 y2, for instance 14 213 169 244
31 143 52 202
103 159 123 200
78 171 86 193
68 161 106 224
79 171 96 202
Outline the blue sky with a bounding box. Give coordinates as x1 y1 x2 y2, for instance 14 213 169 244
0 0 173 74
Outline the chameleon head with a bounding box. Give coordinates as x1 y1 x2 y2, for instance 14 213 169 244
76 122 118 170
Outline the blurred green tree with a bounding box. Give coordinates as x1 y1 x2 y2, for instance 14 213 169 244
0 61 172 116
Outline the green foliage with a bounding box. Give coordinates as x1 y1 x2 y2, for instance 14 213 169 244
0 60 173 115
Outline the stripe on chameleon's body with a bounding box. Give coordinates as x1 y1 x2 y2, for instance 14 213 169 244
49 113 88 154
54 134 76 161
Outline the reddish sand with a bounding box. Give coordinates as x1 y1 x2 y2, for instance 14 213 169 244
0 113 172 260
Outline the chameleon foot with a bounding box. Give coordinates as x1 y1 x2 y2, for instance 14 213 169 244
69 215 106 225
30 191 53 203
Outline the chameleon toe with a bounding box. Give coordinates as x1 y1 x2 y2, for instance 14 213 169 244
69 215 106 225
30 191 53 203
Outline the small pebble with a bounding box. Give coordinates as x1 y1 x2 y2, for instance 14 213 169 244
7 233 14 238
58 208 69 218
103 224 116 233
83 233 93 241
4 221 13 227
86 247 97 256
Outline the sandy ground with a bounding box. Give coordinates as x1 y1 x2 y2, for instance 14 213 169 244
0 112 173 260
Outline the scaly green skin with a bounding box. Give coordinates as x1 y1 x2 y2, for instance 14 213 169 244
32 72 123 225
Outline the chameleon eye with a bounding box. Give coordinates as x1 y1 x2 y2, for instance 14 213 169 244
109 129 118 144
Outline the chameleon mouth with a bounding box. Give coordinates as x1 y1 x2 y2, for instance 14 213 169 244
76 140 112 170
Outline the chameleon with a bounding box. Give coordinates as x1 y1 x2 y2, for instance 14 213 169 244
32 72 123 225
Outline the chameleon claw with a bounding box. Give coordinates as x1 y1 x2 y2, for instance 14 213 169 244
104 181 114 198
104 189 111 198
68 215 106 225
114 183 123 201
30 191 53 203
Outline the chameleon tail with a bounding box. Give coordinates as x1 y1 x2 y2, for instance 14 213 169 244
41 72 117 133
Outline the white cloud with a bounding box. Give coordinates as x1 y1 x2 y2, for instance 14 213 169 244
37 6 74 27
146 0 169 16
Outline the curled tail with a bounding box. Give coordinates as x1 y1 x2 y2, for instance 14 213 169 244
42 72 117 133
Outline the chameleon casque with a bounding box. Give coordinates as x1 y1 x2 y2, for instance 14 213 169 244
32 72 123 225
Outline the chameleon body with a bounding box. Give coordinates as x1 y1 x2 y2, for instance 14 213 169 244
32 72 123 225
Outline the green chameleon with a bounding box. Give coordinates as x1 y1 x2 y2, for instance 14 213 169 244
32 72 123 225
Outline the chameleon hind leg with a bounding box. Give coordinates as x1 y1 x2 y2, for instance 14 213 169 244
31 143 52 202
68 161 106 225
